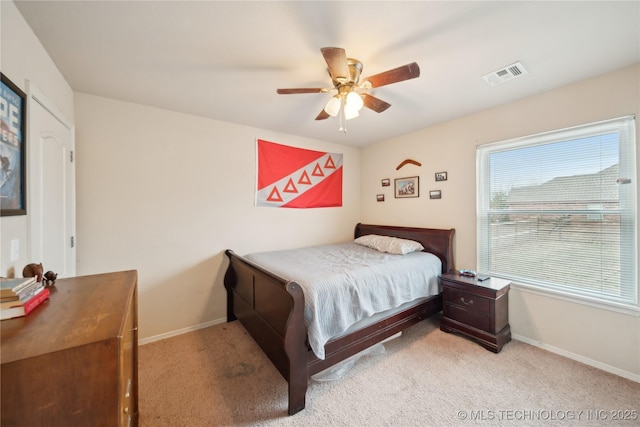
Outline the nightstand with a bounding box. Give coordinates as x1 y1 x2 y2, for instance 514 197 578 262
439 272 511 353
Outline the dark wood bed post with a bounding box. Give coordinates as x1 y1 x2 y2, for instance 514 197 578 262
223 254 237 322
282 282 308 415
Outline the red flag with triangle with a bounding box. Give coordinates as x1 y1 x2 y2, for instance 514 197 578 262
256 139 343 208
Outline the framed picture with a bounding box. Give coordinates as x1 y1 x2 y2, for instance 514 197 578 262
376 194 385 202
1 73 27 216
395 176 419 198
429 190 442 199
381 178 390 187
435 171 447 182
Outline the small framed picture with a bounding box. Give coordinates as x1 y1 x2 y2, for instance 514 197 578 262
381 178 390 187
376 194 385 202
435 171 447 182
429 190 442 199
395 176 419 198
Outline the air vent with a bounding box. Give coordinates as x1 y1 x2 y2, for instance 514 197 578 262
482 61 528 87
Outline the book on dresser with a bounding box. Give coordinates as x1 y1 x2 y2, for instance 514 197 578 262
1 280 43 304
0 277 37 299
0 286 50 320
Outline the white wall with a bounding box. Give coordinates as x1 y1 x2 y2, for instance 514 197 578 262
0 1 74 277
74 93 360 340
360 64 640 380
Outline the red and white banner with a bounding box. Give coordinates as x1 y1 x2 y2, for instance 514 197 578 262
256 139 343 208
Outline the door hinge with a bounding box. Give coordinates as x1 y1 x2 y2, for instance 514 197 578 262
70 236 75 248
70 151 74 162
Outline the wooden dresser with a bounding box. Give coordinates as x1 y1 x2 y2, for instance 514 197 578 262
440 272 511 353
1 270 139 427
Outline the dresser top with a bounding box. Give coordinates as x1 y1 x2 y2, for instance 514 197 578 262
1 270 137 364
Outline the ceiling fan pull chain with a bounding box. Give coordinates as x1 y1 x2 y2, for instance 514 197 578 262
339 96 347 133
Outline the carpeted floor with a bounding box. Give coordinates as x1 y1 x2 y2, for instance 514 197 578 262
138 315 639 426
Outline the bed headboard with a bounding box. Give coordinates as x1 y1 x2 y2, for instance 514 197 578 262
354 223 455 273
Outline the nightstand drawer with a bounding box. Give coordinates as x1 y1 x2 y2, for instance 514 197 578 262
445 303 491 332
444 287 491 315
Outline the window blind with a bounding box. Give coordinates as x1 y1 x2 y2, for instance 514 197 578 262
476 116 637 306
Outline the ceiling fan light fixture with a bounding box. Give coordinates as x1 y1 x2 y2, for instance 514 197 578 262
346 91 364 112
325 91 362 119
343 106 359 120
324 96 342 117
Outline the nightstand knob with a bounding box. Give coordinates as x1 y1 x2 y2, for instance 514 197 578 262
460 297 473 306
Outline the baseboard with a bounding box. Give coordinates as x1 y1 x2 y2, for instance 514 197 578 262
512 333 640 383
138 317 227 346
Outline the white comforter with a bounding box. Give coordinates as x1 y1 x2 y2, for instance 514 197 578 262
245 242 442 359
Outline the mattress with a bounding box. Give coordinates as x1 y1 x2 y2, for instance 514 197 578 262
245 242 442 359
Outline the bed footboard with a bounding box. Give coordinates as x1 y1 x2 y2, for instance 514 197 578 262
224 250 308 415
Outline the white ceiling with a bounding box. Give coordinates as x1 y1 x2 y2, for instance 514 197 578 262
14 1 640 147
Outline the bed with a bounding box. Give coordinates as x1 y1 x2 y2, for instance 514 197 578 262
223 223 455 415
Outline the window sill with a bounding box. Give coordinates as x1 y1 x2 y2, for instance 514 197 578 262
509 281 640 317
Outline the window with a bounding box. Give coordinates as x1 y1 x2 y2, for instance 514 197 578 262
477 116 637 307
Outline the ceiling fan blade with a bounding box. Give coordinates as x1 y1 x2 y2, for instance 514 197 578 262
362 94 391 113
277 88 326 94
362 62 420 88
321 47 350 83
315 109 330 120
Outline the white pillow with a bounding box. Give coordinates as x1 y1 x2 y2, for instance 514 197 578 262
354 234 424 255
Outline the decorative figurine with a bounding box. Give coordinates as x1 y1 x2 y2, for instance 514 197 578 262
43 271 58 287
22 263 44 282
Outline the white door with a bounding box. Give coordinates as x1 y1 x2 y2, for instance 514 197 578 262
27 82 75 277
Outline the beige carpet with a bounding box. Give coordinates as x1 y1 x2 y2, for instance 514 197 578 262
138 315 639 426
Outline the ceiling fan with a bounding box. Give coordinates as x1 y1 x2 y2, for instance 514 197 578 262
277 47 420 133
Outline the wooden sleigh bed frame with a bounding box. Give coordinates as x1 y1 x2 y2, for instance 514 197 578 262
224 223 455 415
